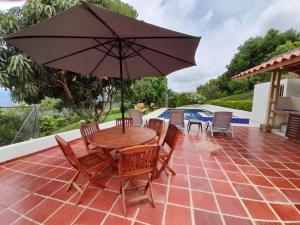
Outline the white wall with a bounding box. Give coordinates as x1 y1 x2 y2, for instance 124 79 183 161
286 79 300 96
251 78 300 124
251 82 271 124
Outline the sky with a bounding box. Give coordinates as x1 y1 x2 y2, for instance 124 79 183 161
1 0 300 98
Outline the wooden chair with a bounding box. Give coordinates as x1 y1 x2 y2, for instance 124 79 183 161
145 118 164 145
154 124 180 178
118 145 159 216
286 113 300 142
116 118 133 127
80 122 106 158
55 135 109 205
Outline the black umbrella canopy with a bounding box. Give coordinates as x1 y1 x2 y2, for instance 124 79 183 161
5 1 200 132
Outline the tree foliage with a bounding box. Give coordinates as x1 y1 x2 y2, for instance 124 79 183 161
196 28 300 100
0 0 137 122
128 77 168 107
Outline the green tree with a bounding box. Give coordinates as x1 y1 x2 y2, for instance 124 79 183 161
267 40 300 59
196 79 222 100
128 77 167 107
196 28 300 100
0 0 137 122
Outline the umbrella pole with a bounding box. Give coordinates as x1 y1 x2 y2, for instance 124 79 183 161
119 39 125 133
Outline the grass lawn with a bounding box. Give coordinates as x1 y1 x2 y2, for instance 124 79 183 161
212 91 253 101
54 112 128 134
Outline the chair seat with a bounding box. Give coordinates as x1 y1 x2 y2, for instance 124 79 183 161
78 153 107 170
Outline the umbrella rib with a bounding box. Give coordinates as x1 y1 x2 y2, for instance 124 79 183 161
126 40 195 65
122 38 136 57
95 47 118 59
94 39 119 58
124 47 145 59
80 2 119 38
123 41 164 76
5 35 114 40
123 36 201 40
89 41 117 76
42 40 114 66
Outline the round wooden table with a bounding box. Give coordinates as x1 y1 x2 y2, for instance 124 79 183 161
88 126 156 168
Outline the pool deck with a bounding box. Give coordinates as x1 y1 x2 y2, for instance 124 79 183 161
0 126 299 224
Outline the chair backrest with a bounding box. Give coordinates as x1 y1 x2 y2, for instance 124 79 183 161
55 135 82 172
80 122 100 149
128 109 143 126
116 118 133 127
286 113 300 141
212 112 233 130
163 124 180 151
147 118 164 142
119 145 159 177
170 110 184 127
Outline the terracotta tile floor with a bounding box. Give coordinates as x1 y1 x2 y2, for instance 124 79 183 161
0 126 300 225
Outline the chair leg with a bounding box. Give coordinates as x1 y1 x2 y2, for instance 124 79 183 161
155 157 176 178
67 170 80 192
76 179 92 205
165 164 176 175
147 173 155 208
120 178 127 217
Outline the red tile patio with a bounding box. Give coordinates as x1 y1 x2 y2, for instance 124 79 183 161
0 126 300 225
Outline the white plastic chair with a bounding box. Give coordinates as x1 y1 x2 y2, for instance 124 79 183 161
169 110 185 133
206 111 234 138
128 109 144 127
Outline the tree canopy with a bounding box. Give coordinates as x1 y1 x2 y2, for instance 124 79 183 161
196 28 300 100
128 77 168 106
0 0 138 122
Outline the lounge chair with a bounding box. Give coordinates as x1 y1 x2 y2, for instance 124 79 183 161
135 103 148 114
128 109 144 127
206 111 234 138
169 109 185 133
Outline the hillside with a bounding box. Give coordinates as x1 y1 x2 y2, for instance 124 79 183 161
207 91 253 111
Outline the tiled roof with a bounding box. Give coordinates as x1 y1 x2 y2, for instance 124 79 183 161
233 47 300 79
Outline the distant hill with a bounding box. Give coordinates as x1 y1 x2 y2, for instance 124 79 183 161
0 89 15 107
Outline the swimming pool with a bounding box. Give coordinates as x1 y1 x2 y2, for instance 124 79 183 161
158 108 250 124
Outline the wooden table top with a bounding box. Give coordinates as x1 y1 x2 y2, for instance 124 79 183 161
88 126 156 149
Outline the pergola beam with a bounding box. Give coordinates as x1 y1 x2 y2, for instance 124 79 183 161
233 55 300 80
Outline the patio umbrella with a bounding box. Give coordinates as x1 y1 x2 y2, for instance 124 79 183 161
5 1 200 133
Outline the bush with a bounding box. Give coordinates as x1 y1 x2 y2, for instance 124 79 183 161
40 115 68 135
207 100 253 111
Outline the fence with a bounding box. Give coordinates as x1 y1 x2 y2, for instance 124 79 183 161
0 105 40 146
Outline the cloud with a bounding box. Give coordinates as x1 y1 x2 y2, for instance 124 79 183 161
0 1 25 11
2 0 300 92
124 0 300 92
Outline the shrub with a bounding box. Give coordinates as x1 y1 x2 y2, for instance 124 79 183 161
110 108 120 114
208 100 253 111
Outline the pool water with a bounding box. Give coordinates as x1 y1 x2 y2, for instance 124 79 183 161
158 108 250 124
